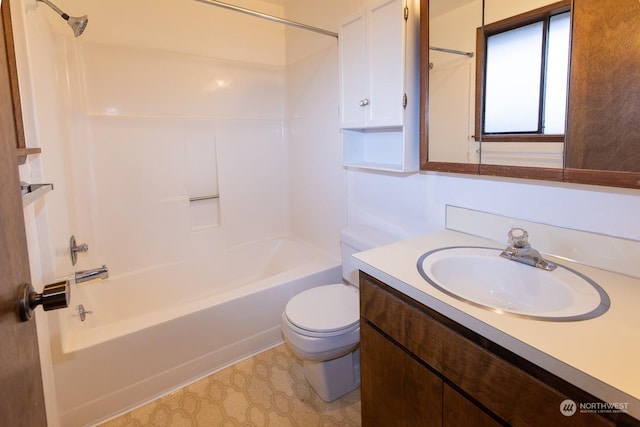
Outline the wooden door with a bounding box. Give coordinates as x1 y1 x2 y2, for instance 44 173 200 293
0 1 48 425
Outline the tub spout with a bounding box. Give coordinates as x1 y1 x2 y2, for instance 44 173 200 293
75 265 109 283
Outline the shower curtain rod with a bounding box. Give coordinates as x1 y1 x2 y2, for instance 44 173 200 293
429 46 474 57
193 0 339 38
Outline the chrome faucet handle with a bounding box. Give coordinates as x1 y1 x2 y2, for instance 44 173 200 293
70 235 89 266
508 228 529 248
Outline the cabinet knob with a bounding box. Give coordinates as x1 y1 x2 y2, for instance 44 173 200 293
359 98 370 107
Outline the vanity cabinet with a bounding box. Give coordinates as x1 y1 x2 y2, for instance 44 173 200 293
360 272 633 426
339 0 419 172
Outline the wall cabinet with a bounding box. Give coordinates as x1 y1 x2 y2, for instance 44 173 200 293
340 0 404 129
339 0 419 172
360 272 637 426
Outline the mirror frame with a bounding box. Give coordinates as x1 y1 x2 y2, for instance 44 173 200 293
420 0 640 190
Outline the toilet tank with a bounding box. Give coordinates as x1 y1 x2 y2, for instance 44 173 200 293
340 226 402 286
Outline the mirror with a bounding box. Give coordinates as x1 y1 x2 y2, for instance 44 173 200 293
427 0 480 167
423 0 640 189
427 0 565 169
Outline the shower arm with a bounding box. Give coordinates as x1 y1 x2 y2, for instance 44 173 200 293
37 0 88 37
38 0 69 20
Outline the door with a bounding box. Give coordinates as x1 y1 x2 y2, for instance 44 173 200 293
0 1 48 425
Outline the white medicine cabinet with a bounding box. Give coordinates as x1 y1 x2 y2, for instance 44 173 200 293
339 0 419 172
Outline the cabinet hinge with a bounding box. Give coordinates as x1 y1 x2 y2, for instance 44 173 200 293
404 6 409 20
403 93 408 109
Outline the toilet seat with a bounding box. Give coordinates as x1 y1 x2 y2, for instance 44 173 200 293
284 284 359 337
284 315 359 338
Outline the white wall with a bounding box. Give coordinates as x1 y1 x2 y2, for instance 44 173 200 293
283 0 364 257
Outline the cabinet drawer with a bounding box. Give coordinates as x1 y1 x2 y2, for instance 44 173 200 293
360 272 616 427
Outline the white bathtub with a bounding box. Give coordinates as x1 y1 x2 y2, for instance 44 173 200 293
50 237 342 426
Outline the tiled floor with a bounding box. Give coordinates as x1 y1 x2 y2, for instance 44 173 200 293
99 344 361 426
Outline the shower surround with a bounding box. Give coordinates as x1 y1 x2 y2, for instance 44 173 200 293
12 0 346 424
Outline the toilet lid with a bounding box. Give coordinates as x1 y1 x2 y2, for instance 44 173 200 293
285 284 359 333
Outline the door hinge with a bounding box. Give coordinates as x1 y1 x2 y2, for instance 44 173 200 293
404 6 409 20
403 93 408 109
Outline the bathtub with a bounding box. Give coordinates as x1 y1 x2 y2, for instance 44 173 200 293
49 237 342 426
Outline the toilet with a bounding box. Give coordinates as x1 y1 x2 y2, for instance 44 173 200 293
281 227 399 401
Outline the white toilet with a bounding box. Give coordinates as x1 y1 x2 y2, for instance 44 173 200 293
281 227 399 401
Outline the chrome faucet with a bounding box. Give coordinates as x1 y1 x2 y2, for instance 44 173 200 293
500 228 557 271
75 265 109 283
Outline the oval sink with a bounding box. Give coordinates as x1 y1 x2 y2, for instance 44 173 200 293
417 246 610 321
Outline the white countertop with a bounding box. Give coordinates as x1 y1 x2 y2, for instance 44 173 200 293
353 229 640 420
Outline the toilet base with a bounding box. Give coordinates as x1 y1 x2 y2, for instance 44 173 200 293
303 348 360 402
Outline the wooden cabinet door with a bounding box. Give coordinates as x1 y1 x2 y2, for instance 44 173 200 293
361 321 442 427
443 384 502 427
566 0 640 175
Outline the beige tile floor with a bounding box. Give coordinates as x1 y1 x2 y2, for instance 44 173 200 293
99 344 361 426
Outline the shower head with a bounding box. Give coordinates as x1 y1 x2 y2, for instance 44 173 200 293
37 0 88 37
66 14 88 37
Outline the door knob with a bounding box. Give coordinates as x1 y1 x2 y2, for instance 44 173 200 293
18 280 70 321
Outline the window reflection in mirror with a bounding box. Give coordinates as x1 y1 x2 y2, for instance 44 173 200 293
483 10 570 136
479 0 569 169
427 0 568 169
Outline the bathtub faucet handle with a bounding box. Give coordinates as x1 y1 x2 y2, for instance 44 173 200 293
70 235 89 266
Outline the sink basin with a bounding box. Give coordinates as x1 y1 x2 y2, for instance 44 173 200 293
417 246 610 321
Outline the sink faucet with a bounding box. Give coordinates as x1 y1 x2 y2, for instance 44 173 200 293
75 265 109 283
500 228 557 271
